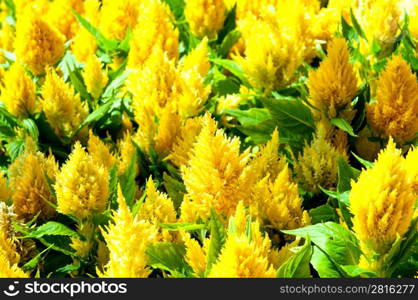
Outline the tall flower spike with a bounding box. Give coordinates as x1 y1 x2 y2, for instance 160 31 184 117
138 178 177 242
294 122 348 194
128 0 179 69
1 63 36 118
83 55 108 100
14 11 64 75
185 0 227 39
8 141 58 221
251 165 310 232
41 68 88 138
87 131 116 170
367 55 418 144
55 142 109 220
308 37 358 119
350 138 416 276
99 186 158 278
117 133 139 176
180 114 251 222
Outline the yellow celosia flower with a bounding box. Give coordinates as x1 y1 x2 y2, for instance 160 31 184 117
1 63 36 118
350 138 416 276
0 172 10 202
117 133 138 176
234 16 305 92
308 38 358 119
14 0 49 18
41 68 88 138
180 38 210 77
128 0 179 69
70 222 95 259
87 131 116 170
167 116 204 168
294 123 348 194
46 0 84 41
99 186 158 278
14 11 64 75
8 142 58 221
185 0 227 39
180 114 251 222
99 0 144 40
181 231 209 277
71 0 100 63
0 254 28 278
55 142 109 220
367 55 418 144
138 178 177 242
0 21 15 63
251 166 310 232
82 55 108 100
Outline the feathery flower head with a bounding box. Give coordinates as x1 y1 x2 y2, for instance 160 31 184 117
294 122 348 194
0 254 28 278
138 178 177 242
181 230 209 277
117 133 138 176
99 186 158 278
308 37 358 119
55 142 109 220
350 138 416 274
41 68 88 138
185 0 227 39
1 63 36 118
46 0 84 41
0 21 15 63
180 114 251 222
70 222 95 259
14 11 64 75
251 165 310 232
87 131 116 170
180 38 210 77
83 55 108 100
8 141 58 221
367 55 418 144
128 0 179 69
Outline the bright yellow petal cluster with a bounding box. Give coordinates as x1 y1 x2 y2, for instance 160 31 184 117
367 55 418 144
128 0 179 69
180 115 251 222
83 55 108 100
41 68 88 138
0 21 14 63
181 231 209 277
350 138 416 275
99 187 158 278
294 122 348 194
87 131 116 170
184 0 227 39
46 0 84 41
55 142 109 220
117 133 138 176
251 166 310 232
70 222 95 259
1 63 36 118
8 142 58 221
0 254 28 278
14 11 64 75
308 38 358 119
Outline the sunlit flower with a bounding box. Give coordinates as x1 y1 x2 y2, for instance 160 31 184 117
83 55 108 100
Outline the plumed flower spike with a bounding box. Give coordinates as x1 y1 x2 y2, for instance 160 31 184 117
180 114 251 222
83 55 108 100
46 0 84 41
1 63 36 118
14 10 64 75
55 142 109 220
185 0 227 39
367 55 418 144
0 254 28 278
41 68 88 138
8 139 58 221
308 37 358 119
87 131 116 170
128 0 179 69
350 138 416 274
99 186 158 278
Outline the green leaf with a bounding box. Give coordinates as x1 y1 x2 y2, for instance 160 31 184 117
219 30 241 58
311 245 343 278
341 15 357 43
26 222 81 239
162 173 186 211
5 139 25 161
350 8 367 41
330 118 357 137
277 237 313 278
217 4 237 43
283 222 361 267
102 71 130 99
107 165 119 210
22 246 52 271
211 58 249 86
222 108 271 127
160 223 206 231
337 157 359 193
309 205 339 224
205 209 227 275
351 152 374 168
146 242 192 277
21 118 39 140
162 0 185 21
72 10 118 51
119 150 137 208
73 99 115 136
340 265 377 278
55 263 80 274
